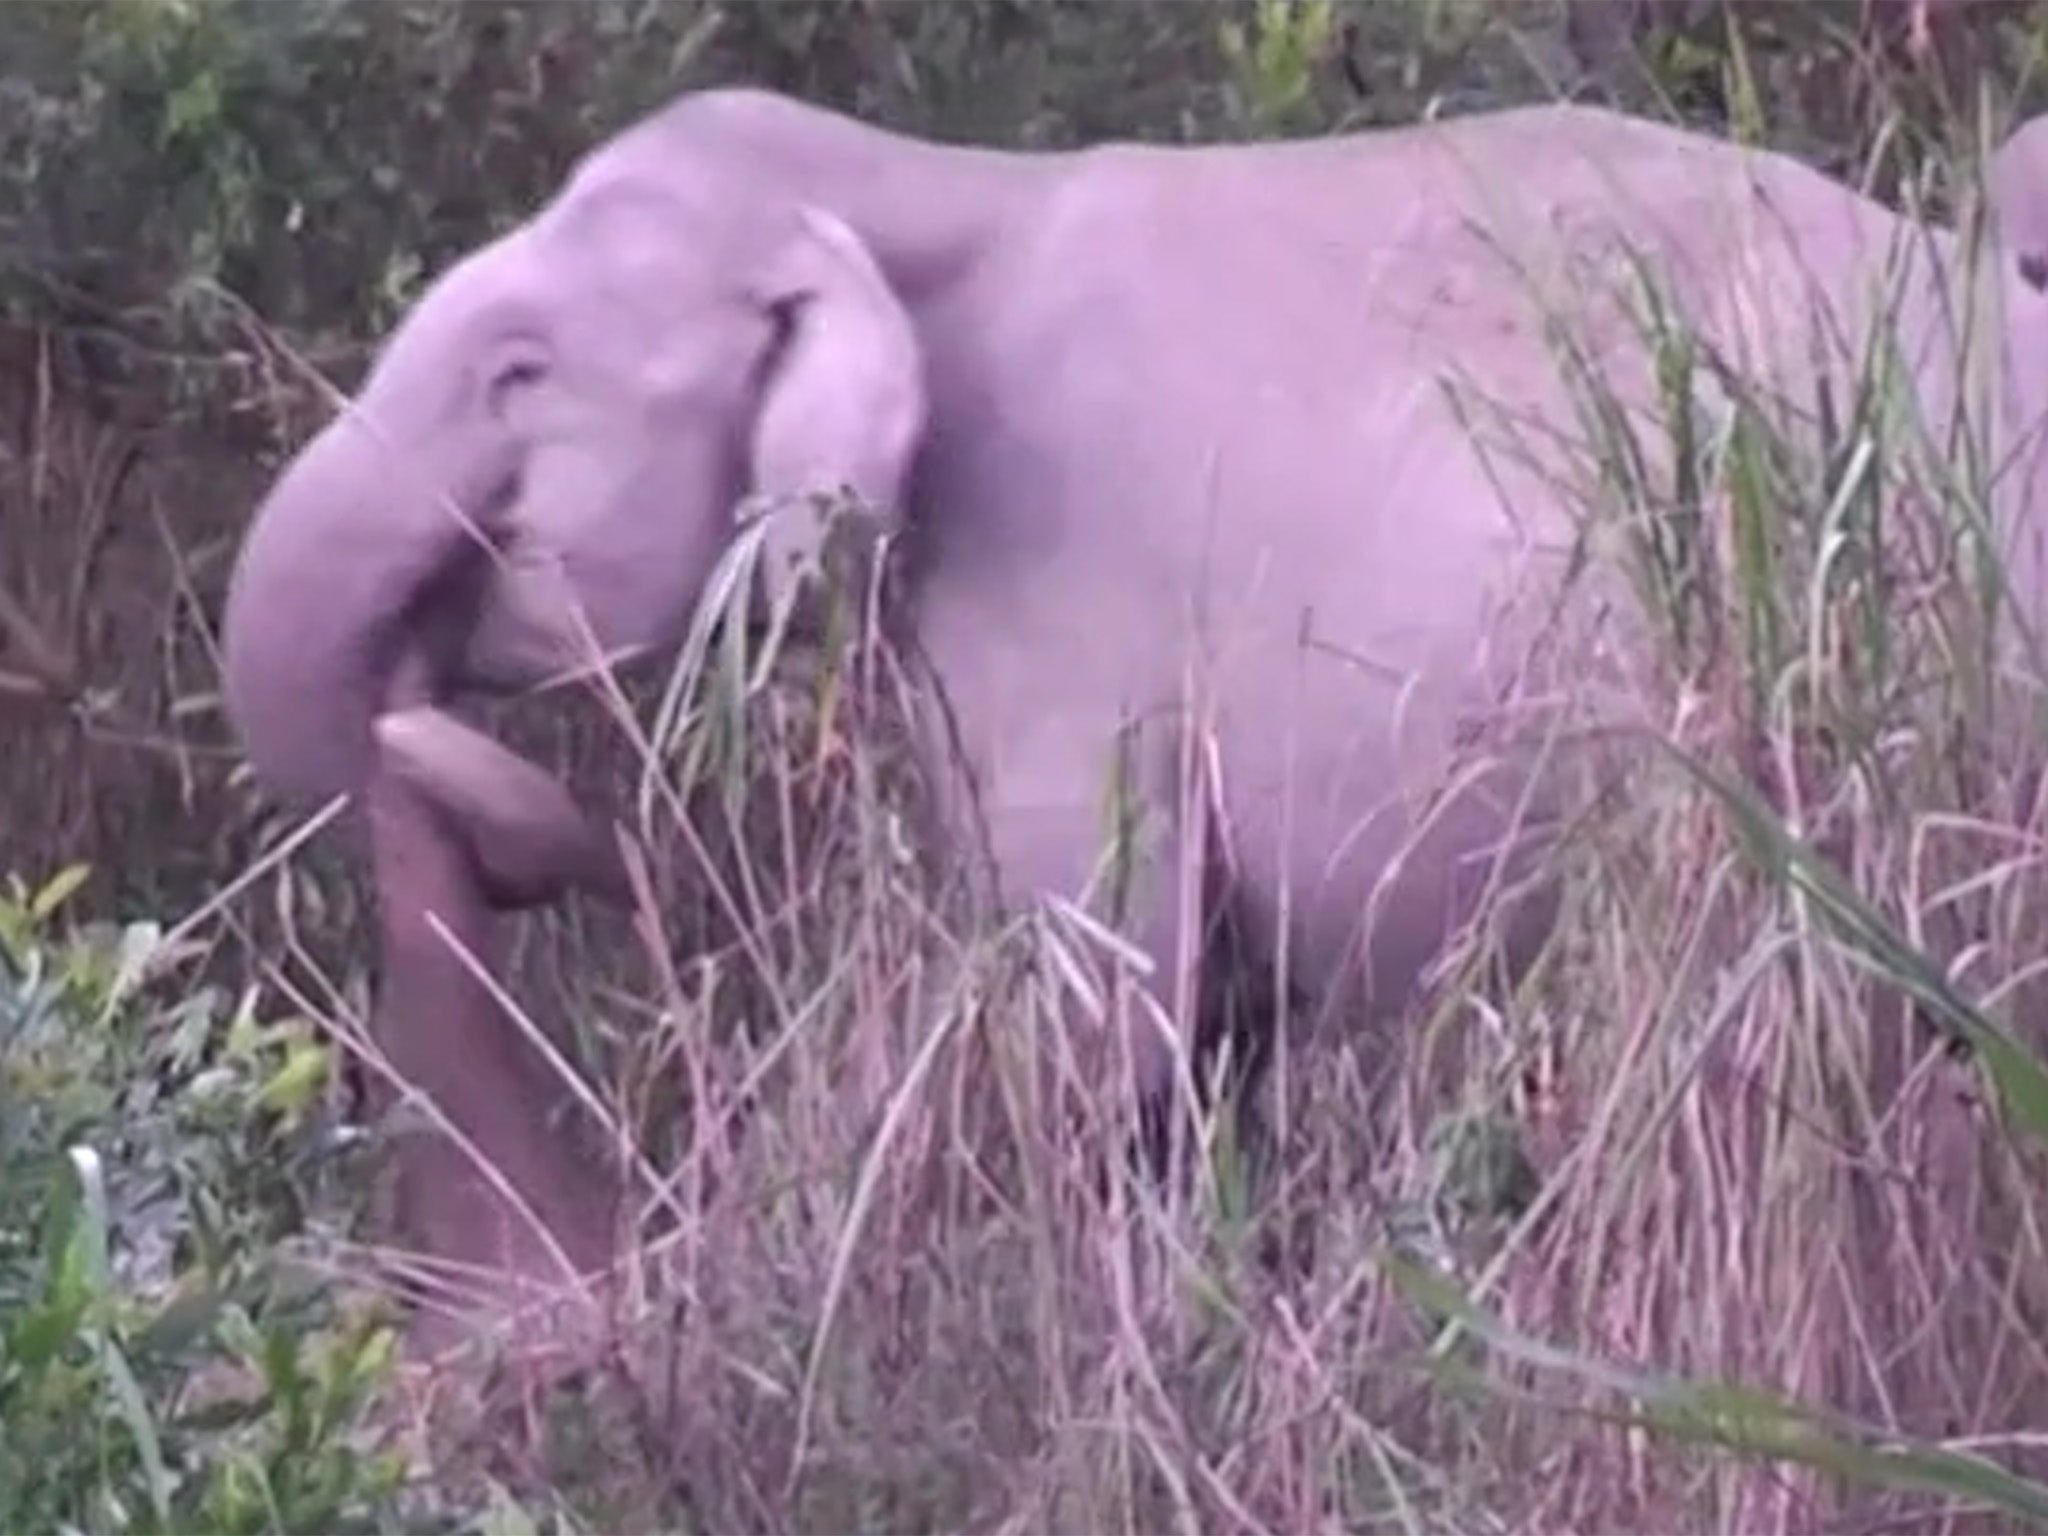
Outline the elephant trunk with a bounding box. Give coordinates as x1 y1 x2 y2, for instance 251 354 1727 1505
221 395 517 809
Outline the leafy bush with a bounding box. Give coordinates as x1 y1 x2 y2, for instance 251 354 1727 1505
0 865 517 1533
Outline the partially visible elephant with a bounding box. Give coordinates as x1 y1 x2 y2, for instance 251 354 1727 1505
359 649 631 1347
219 87 2048 1133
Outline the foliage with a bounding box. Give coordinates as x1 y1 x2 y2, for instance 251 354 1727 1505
0 865 517 1533
4 0 2042 422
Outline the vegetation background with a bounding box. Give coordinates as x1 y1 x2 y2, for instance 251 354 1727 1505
10 1 2048 1532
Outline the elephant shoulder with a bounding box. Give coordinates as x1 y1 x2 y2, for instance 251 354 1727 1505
991 148 1166 301
937 148 1169 386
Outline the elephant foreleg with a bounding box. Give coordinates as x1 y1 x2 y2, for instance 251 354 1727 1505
973 740 1234 1183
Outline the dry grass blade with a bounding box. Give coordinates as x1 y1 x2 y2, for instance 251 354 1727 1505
1387 1252 2048 1529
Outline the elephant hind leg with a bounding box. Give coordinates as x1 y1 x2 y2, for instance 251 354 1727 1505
1182 861 1289 1174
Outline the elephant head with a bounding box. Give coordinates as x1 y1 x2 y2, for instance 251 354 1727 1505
221 97 937 812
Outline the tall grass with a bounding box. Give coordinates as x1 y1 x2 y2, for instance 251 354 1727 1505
1401 89 2048 1532
202 91 2048 1536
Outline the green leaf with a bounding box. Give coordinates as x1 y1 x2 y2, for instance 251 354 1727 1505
1656 737 2048 1151
255 1039 329 1121
28 864 91 924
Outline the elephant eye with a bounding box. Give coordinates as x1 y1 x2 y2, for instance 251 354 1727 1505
483 350 551 421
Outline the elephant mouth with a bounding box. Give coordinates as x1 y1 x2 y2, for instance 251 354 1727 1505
456 543 665 694
395 470 639 701
389 532 501 704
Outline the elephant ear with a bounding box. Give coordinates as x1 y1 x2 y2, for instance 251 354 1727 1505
1993 113 2048 296
1987 113 2048 597
372 706 634 913
745 206 927 581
